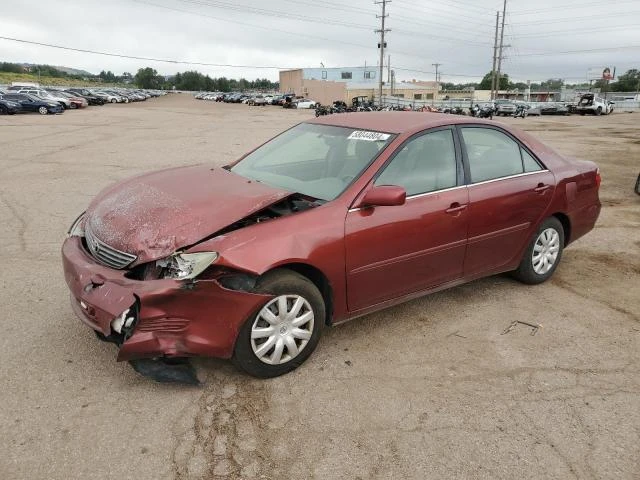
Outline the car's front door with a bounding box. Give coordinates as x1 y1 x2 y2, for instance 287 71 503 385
345 128 469 311
458 126 555 276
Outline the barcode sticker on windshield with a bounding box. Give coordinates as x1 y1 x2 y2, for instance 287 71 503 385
348 130 391 142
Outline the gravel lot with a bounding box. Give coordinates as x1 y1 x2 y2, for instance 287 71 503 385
1 94 638 480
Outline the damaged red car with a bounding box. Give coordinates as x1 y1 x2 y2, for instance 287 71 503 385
62 112 601 380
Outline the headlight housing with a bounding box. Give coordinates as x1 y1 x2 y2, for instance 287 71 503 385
68 212 86 237
156 252 219 280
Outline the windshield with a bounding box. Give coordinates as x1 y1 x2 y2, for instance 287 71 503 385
231 123 394 201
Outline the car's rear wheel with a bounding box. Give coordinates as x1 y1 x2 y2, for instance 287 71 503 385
0 105 7 115
111 98 117 103
38 106 48 115
596 106 602 116
232 269 324 378
512 217 564 285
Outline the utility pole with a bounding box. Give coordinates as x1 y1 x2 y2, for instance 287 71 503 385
490 11 499 100
495 0 507 99
388 54 391 84
432 63 442 102
432 63 442 83
375 0 390 106
391 69 395 97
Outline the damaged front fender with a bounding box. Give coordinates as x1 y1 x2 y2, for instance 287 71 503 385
63 237 274 361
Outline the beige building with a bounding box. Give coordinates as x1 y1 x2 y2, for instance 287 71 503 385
279 67 439 106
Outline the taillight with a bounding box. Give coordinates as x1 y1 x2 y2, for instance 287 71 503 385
595 168 602 188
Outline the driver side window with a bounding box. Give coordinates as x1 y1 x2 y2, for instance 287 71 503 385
375 129 457 196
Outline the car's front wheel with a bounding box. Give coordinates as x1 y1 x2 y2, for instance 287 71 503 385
233 269 324 378
512 217 564 285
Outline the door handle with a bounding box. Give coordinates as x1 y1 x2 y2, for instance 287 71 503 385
534 183 551 193
445 202 468 214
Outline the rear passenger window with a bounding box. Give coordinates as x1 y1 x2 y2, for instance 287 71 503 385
521 148 542 172
461 128 524 183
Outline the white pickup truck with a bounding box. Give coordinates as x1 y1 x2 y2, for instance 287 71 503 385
576 93 614 115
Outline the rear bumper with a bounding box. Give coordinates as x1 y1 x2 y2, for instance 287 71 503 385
62 237 272 361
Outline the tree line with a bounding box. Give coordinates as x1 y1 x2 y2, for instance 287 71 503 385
441 69 640 93
2 61 637 92
133 67 278 91
0 62 278 91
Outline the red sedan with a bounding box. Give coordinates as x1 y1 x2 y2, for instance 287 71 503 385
62 113 601 380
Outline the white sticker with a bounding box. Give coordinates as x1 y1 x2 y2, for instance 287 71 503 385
348 130 391 142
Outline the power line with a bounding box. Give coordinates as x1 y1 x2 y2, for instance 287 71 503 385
394 66 482 79
510 10 640 26
177 0 377 30
0 36 290 69
133 0 434 62
133 0 373 49
394 0 492 20
513 45 640 57
509 23 640 38
510 0 639 15
0 35 491 80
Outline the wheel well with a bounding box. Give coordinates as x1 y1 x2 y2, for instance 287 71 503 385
270 263 333 326
552 212 571 246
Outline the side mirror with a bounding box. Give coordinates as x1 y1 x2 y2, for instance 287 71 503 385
357 185 406 208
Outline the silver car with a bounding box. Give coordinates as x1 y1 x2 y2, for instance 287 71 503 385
495 100 516 116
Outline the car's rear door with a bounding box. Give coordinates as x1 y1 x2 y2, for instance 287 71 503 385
345 127 469 311
458 125 555 276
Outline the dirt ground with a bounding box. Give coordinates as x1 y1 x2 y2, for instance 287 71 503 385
1 95 638 480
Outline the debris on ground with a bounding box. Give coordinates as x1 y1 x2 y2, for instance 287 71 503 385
501 320 543 336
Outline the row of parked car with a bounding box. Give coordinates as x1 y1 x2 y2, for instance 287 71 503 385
490 94 616 117
0 86 167 115
194 92 318 109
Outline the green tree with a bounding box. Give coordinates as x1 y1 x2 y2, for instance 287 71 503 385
217 77 230 92
610 69 640 92
539 78 564 90
99 70 117 82
478 71 510 90
178 71 205 91
135 67 161 88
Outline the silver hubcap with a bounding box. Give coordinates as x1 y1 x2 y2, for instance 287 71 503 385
251 295 314 365
532 228 560 275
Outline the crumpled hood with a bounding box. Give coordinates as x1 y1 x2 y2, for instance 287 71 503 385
84 165 290 264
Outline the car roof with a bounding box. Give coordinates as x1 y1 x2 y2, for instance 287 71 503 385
307 111 496 134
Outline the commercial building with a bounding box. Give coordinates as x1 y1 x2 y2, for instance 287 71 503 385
279 66 439 105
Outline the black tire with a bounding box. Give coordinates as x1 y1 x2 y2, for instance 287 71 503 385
596 107 602 116
634 174 640 195
232 269 325 378
0 105 7 115
512 217 565 285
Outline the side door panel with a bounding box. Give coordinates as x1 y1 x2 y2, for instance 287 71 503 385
346 187 469 310
465 171 555 275
344 127 469 312
458 125 556 276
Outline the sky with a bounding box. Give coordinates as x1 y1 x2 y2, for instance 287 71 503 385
1 0 639 84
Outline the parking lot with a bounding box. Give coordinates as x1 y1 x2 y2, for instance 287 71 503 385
1 93 638 479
